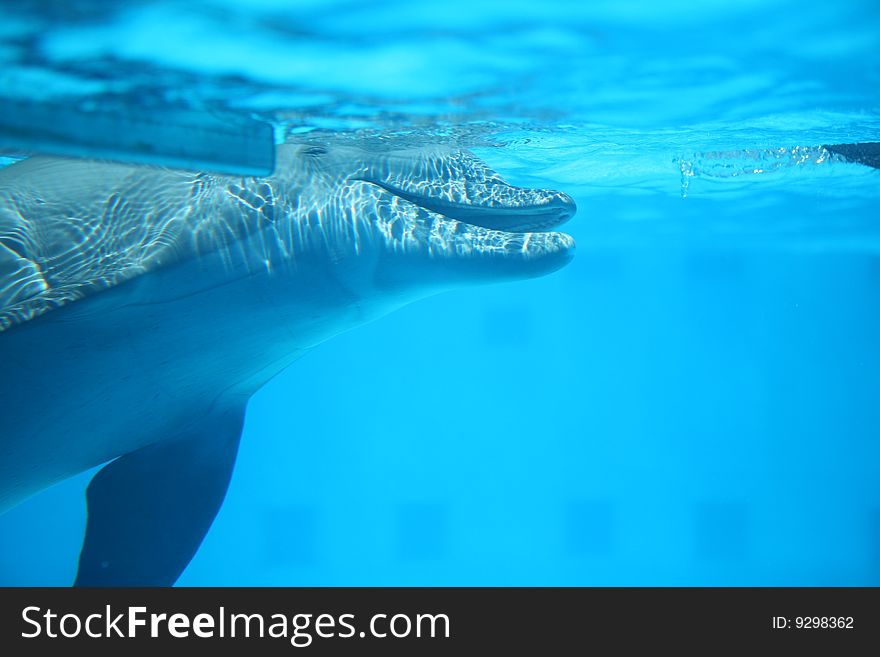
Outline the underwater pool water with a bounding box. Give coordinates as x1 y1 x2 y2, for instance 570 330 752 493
0 0 878 585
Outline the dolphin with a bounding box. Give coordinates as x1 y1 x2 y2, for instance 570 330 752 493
0 142 575 586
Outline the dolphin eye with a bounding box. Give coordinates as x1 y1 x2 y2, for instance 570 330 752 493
303 146 328 157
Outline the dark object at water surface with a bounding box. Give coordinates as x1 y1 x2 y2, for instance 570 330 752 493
823 142 880 170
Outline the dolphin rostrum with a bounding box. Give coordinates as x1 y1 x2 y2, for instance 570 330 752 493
0 142 575 585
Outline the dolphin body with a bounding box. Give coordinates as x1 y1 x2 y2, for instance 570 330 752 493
0 143 575 585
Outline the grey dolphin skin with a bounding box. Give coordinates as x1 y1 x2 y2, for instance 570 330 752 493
0 143 576 586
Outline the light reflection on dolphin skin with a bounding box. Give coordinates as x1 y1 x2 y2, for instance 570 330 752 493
0 143 575 586
0 144 575 329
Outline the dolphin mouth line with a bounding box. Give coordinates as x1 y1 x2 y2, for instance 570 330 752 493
353 178 576 267
356 178 576 234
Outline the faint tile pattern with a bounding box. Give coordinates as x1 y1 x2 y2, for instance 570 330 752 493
396 503 448 560
481 305 535 348
870 508 880 582
694 501 748 560
263 505 318 566
565 500 614 557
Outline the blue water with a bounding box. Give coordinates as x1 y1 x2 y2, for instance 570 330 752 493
1 0 879 585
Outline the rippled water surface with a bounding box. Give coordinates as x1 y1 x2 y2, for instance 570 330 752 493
0 0 878 585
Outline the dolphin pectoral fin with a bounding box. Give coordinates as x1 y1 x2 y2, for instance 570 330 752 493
74 406 245 587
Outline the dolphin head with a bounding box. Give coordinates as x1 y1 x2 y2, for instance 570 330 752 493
266 143 576 298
